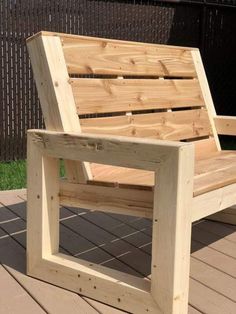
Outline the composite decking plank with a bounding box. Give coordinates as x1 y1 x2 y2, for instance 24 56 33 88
63 205 236 307
0 265 46 314
67 209 152 254
189 279 236 314
192 226 236 259
2 193 142 276
190 258 236 301
196 220 236 243
61 206 150 277
192 240 236 278
0 197 100 314
0 227 99 314
1 190 236 313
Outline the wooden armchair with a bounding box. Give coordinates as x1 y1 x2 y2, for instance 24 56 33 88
26 31 236 314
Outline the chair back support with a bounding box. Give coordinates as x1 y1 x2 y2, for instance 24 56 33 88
27 32 220 181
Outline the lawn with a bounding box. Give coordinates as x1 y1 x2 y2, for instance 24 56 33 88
0 160 65 191
0 160 26 191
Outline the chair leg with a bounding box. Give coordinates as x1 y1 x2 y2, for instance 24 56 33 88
151 145 194 314
27 134 60 274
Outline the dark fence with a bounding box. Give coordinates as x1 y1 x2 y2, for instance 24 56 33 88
1 0 236 161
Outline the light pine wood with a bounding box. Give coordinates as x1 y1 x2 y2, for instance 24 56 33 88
30 253 160 314
80 109 211 141
59 180 153 218
90 150 236 197
43 32 199 77
192 183 236 222
71 79 204 114
151 144 194 313
0 266 46 314
26 34 91 183
27 134 60 272
27 129 185 171
191 50 220 150
214 115 236 135
193 138 218 160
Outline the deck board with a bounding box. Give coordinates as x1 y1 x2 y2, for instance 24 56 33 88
1 189 236 313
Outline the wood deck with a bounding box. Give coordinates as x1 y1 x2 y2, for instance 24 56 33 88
0 189 236 314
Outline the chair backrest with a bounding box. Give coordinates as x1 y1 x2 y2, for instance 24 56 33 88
27 31 220 182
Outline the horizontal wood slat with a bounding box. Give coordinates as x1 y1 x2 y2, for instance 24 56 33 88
71 78 204 114
59 34 197 77
214 115 236 136
90 151 236 197
80 109 212 141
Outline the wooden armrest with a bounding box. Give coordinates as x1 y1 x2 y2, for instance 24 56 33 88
27 129 194 171
214 115 236 136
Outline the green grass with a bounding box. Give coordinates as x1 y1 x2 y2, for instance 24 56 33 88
0 160 26 190
0 160 65 191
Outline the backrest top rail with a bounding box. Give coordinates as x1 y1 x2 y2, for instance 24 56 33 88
27 31 199 52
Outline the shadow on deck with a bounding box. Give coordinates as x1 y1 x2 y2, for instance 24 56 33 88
0 189 236 314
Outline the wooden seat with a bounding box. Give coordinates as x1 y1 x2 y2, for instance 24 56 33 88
26 31 236 314
91 150 236 196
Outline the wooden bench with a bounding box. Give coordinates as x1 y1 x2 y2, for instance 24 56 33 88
26 31 236 314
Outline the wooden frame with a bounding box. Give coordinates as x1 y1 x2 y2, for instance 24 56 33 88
27 130 194 314
27 32 236 314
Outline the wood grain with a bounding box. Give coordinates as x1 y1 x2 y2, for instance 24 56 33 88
214 115 236 136
26 33 91 183
58 34 197 77
80 109 212 141
71 78 204 114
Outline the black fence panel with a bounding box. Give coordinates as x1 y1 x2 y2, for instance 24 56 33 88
0 0 236 161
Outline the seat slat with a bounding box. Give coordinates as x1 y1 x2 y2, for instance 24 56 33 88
61 35 197 77
80 109 212 141
71 78 204 114
90 151 236 197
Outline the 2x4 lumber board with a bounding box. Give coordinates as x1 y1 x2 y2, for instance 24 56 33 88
60 180 236 223
0 265 46 314
26 33 91 183
71 78 204 114
80 109 212 141
27 136 60 271
59 181 153 218
151 144 194 313
27 129 188 171
33 254 160 314
192 183 236 222
55 34 197 77
191 50 221 150
214 115 236 135
29 31 197 52
194 153 236 196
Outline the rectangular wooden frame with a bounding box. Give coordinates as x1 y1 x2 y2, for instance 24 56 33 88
27 130 194 313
